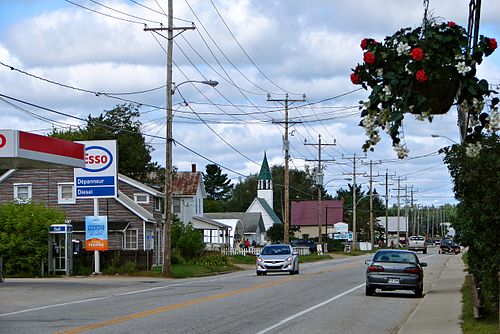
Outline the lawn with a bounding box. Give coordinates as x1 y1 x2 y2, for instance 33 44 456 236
461 274 499 334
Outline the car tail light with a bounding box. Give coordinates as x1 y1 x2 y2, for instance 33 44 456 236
368 265 384 272
404 266 421 274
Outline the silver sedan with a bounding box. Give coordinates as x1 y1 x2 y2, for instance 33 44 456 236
365 249 427 297
256 244 299 276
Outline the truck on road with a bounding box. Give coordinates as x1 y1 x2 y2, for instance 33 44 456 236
408 235 427 254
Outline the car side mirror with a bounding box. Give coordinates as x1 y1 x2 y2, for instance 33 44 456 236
420 262 427 267
292 251 298 256
364 259 371 265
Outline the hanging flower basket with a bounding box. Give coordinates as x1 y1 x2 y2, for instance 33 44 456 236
412 79 459 115
350 20 497 158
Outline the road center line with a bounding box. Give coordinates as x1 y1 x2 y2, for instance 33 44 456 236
255 283 366 334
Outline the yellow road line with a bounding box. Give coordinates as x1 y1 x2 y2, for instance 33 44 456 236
55 262 358 334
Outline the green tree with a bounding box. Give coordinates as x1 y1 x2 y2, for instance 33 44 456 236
171 217 205 260
442 134 499 311
0 202 66 277
266 223 284 243
225 175 258 212
203 164 233 212
50 104 162 188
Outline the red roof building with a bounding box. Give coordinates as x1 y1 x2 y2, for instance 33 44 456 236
290 199 344 239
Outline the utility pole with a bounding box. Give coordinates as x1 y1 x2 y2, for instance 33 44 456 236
343 154 366 250
363 160 381 247
392 176 407 248
305 134 336 247
144 1 195 277
268 93 305 244
378 170 395 247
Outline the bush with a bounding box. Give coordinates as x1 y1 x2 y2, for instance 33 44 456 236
0 202 66 277
171 220 205 260
327 239 344 252
171 248 186 265
195 253 229 267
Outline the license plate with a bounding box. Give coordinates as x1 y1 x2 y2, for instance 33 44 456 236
388 278 400 284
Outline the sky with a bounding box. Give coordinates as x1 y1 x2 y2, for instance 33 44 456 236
1 0 499 208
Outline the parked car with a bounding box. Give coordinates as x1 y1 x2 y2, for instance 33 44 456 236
256 244 299 276
425 238 435 246
408 235 427 254
365 249 427 297
290 239 317 253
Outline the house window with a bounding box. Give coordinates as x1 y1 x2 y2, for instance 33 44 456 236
134 193 149 204
155 197 163 212
58 183 75 204
125 229 138 250
14 183 32 202
173 198 181 214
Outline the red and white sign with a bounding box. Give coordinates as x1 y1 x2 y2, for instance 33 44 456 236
0 129 85 169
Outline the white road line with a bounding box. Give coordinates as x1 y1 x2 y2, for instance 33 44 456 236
255 283 366 334
0 273 250 317
0 297 108 317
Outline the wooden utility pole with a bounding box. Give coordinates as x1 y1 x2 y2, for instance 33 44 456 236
305 134 335 247
343 154 366 250
392 176 407 248
144 1 194 277
378 170 395 247
363 160 381 247
268 93 305 244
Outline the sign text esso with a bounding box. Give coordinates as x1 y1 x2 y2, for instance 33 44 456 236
83 146 113 172
0 134 6 149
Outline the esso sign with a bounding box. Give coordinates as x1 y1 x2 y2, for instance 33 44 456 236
0 134 6 149
83 146 113 172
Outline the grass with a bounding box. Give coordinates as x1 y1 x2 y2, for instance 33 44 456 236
461 274 499 334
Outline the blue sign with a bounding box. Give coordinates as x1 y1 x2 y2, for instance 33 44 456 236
334 232 353 241
49 224 73 233
74 141 117 199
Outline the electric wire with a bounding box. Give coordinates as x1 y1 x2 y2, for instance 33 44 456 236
209 0 300 96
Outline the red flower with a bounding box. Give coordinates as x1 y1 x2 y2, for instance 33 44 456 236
489 38 497 51
350 73 361 84
364 51 375 65
415 69 428 83
411 48 424 61
448 21 456 27
360 38 369 50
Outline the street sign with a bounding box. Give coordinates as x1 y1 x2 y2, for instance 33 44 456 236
74 140 117 198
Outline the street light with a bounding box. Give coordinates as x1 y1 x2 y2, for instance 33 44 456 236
430 134 459 144
163 79 218 277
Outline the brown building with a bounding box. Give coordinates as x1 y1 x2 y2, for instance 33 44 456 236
0 167 164 264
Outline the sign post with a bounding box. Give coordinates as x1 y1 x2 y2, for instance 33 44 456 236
74 140 117 274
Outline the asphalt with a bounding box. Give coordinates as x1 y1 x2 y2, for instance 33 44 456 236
398 253 466 334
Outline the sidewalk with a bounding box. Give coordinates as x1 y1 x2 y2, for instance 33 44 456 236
398 254 466 334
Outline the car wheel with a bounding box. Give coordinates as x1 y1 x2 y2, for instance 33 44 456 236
365 285 375 296
423 248 427 254
256 272 261 276
414 287 423 298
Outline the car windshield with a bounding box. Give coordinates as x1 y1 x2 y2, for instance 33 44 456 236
262 246 291 255
374 252 416 264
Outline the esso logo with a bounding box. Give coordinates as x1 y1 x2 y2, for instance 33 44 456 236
0 134 6 149
83 146 113 172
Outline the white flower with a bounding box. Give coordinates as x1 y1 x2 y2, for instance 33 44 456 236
465 142 482 157
376 68 384 77
393 143 409 159
486 108 499 131
383 85 392 96
456 61 472 75
455 54 465 61
396 42 411 56
405 63 412 74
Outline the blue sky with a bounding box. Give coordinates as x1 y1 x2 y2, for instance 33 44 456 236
1 0 499 207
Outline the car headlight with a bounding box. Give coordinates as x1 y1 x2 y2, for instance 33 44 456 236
256 257 263 263
286 256 293 262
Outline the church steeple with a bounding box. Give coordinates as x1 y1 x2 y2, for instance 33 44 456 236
257 152 273 209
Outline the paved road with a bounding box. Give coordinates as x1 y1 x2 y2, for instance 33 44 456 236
0 249 446 334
